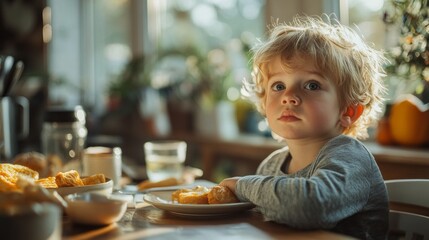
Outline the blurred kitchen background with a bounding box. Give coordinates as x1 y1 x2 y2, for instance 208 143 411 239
2 0 414 180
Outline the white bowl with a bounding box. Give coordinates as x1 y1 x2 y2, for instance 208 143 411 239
0 193 62 240
65 192 127 225
48 178 113 197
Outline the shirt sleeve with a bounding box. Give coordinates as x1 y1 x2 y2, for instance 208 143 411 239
235 137 374 229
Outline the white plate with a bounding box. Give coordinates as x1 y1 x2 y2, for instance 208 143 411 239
143 190 255 216
47 178 113 197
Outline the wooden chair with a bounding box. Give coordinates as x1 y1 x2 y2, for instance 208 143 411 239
385 179 429 240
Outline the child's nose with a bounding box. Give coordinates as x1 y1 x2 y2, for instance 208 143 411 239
281 95 300 105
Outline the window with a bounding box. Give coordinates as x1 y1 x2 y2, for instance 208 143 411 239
349 0 389 51
48 0 132 116
47 0 343 120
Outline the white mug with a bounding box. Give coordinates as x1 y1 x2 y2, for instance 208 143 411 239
83 146 122 189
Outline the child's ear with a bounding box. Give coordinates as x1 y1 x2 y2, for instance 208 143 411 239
340 104 364 128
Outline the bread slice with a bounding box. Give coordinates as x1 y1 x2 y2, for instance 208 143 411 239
178 191 209 204
0 163 39 192
13 152 47 178
138 177 180 191
207 185 239 204
35 176 58 188
55 170 84 187
0 163 39 180
171 185 239 205
82 174 106 185
172 186 210 204
0 174 19 192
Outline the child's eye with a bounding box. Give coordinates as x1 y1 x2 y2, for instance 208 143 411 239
271 82 286 91
305 82 321 90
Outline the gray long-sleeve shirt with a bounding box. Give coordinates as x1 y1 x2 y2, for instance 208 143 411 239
235 135 388 239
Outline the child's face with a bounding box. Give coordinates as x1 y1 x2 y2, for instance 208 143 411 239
265 56 343 141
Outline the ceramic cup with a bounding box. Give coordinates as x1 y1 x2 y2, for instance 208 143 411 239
83 146 122 190
144 140 187 182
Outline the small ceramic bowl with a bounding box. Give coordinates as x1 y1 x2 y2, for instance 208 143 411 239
48 178 113 197
0 193 62 240
65 192 127 225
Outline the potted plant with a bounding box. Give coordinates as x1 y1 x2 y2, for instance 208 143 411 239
107 55 148 113
383 0 429 104
381 0 429 147
194 47 239 139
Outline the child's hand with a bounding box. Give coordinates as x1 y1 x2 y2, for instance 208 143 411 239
219 177 240 193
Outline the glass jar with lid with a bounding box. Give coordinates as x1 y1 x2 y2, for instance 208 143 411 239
41 105 87 173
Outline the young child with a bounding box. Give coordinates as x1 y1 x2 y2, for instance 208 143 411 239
220 16 389 239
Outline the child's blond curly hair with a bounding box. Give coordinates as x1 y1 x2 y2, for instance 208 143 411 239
242 15 387 140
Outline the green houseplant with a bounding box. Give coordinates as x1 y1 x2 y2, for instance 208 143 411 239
107 55 148 113
106 46 238 136
383 0 429 104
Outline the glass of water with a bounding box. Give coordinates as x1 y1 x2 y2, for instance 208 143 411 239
143 140 187 182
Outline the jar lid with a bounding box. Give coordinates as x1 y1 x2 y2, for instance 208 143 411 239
44 105 86 124
84 146 121 157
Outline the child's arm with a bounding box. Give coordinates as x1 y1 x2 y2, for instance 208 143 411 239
234 139 385 230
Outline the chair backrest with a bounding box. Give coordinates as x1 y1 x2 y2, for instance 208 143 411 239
388 210 429 240
385 179 429 240
385 179 429 208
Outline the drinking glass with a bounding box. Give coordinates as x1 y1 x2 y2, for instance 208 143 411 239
144 141 187 182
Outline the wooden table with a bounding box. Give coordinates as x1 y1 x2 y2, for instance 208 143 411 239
62 204 354 240
62 181 354 240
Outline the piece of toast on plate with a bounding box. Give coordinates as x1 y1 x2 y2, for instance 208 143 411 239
172 185 240 204
172 186 211 204
207 185 239 204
